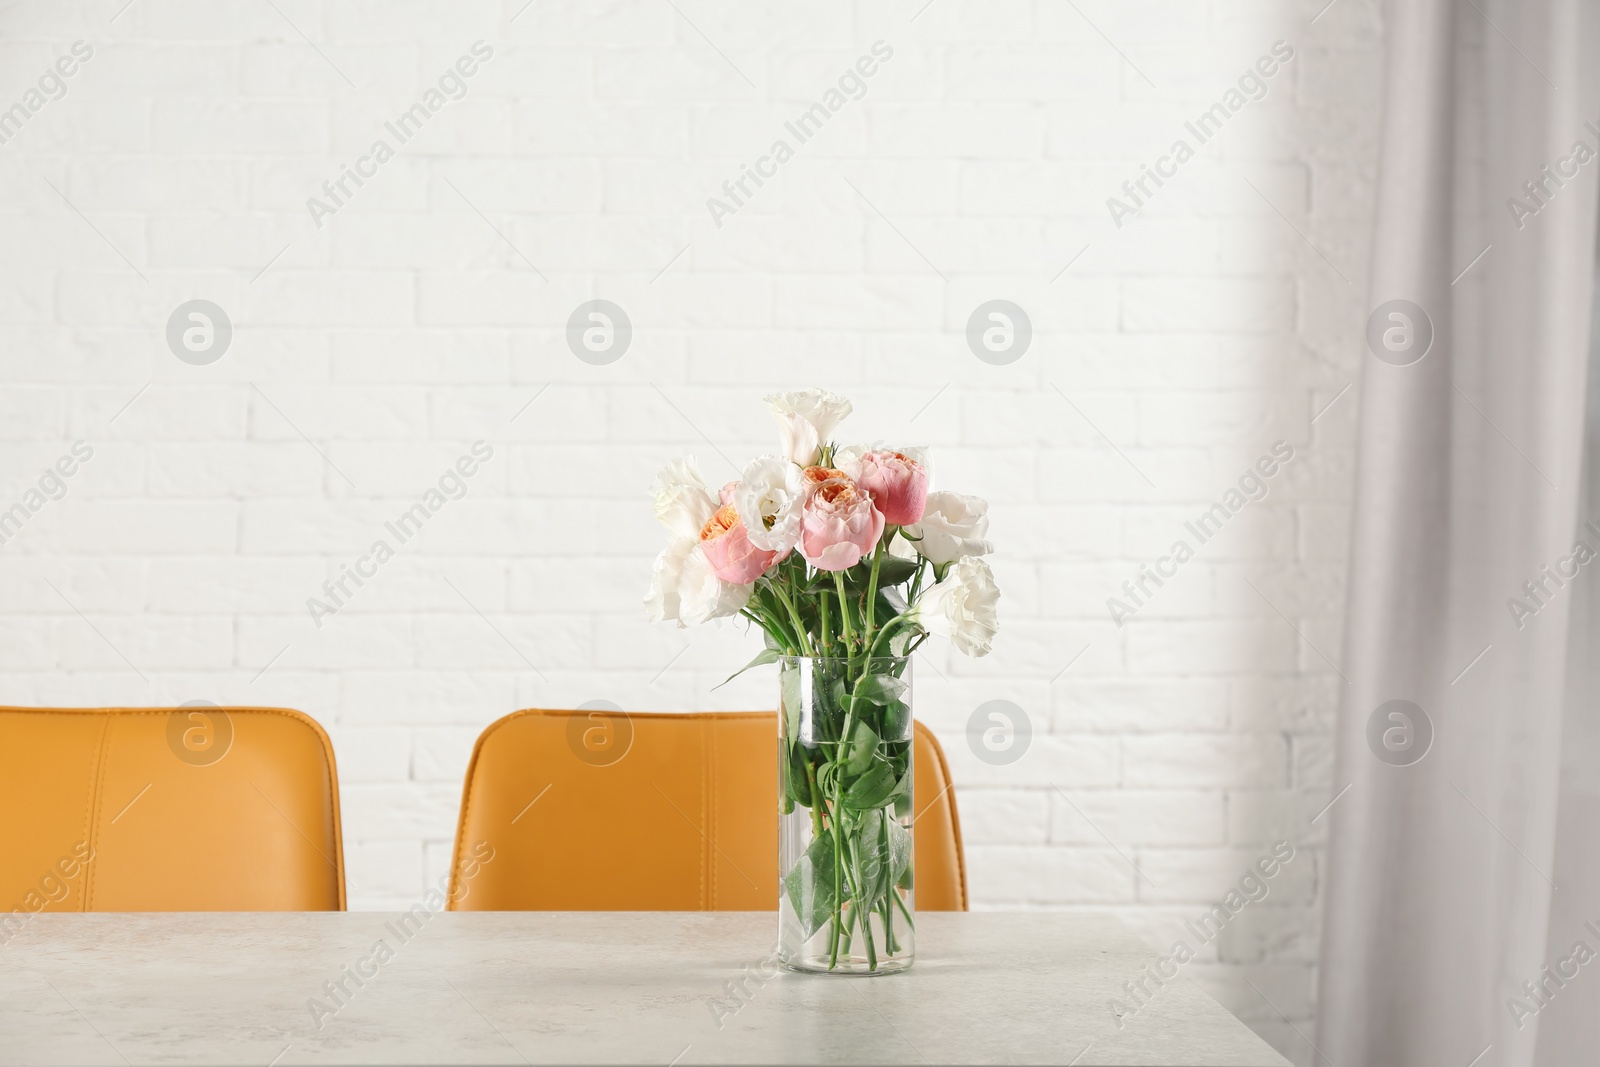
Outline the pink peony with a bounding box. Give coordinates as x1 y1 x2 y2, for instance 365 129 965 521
799 477 885 572
855 450 928 525
699 504 778 584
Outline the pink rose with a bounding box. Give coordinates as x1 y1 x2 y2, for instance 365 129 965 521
699 504 777 584
855 450 928 525
719 481 738 506
801 465 847 488
799 477 885 572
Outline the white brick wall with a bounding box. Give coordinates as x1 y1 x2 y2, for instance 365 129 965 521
0 1 1380 1062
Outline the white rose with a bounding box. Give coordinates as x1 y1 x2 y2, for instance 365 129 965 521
765 388 853 466
913 556 1000 657
651 456 718 540
645 540 751 627
677 542 752 625
644 539 694 625
733 455 806 552
905 491 992 564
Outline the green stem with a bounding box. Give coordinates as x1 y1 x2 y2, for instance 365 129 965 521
864 611 914 660
819 592 832 656
847 832 879 971
804 758 824 840
832 572 854 646
834 812 867 965
893 889 916 930
907 557 928 605
881 812 896 954
767 579 813 657
834 612 915 749
828 801 845 969
864 537 886 636
743 597 798 655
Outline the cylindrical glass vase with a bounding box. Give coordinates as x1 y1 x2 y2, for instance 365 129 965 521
777 655 914 975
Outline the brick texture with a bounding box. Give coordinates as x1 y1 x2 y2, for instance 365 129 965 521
0 2 1380 1061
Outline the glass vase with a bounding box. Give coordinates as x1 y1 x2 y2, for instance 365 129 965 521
777 655 914 975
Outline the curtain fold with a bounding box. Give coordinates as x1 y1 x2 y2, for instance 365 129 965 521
1317 1 1600 1064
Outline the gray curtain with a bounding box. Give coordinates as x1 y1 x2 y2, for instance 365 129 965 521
1317 0 1600 1065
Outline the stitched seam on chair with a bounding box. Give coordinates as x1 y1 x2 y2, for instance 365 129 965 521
448 710 513 912
707 717 716 910
927 726 968 910
296 709 343 911
448 748 484 912
470 710 778 911
80 716 110 912
3 706 344 910
700 718 709 910
448 708 591 911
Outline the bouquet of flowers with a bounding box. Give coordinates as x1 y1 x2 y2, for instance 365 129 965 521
644 388 999 973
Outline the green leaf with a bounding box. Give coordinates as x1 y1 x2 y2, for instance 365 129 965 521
872 556 919 588
881 699 912 742
842 719 880 776
893 789 913 820
889 819 913 890
852 673 908 706
852 809 888 903
782 744 811 810
783 832 838 940
888 626 920 657
716 647 782 690
842 759 899 810
781 666 803 745
850 809 912 905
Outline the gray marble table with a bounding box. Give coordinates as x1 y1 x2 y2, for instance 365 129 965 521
0 912 1288 1066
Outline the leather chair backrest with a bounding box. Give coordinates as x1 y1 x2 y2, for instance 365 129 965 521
448 709 966 911
0 706 345 916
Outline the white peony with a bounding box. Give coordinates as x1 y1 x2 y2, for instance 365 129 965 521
904 491 992 564
765 388 853 466
645 539 752 628
912 556 1000 657
651 457 718 540
733 455 806 552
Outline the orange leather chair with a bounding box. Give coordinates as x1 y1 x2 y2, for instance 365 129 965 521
448 709 966 911
0 706 345 915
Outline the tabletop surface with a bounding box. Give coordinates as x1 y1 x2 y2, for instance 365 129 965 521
0 911 1289 1067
